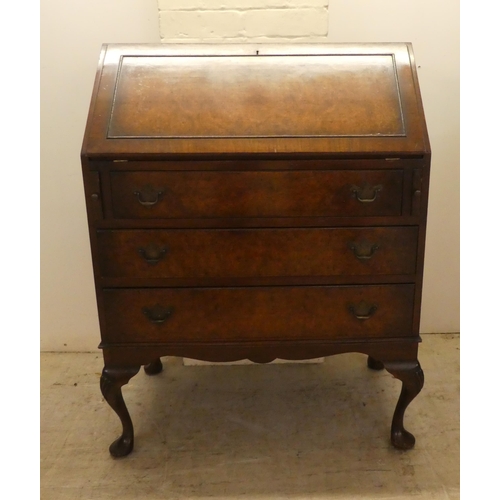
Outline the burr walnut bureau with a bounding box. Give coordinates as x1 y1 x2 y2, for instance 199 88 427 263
81 43 431 457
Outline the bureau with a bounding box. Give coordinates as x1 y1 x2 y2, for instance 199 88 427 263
81 43 430 458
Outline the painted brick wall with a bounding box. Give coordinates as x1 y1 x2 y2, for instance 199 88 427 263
158 0 329 42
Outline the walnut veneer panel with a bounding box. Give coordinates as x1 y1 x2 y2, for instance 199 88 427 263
102 285 415 343
108 54 404 139
96 227 418 279
82 43 429 156
110 170 404 219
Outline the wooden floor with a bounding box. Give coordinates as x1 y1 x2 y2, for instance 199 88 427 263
40 334 459 499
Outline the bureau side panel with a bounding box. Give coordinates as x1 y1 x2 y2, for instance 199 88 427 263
412 156 431 335
81 160 110 345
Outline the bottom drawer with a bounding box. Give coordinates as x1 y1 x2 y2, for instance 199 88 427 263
101 285 415 343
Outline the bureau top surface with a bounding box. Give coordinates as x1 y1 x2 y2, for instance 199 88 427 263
82 43 430 158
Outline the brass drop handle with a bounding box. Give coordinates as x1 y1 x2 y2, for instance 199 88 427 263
351 184 382 203
349 301 378 320
138 245 168 265
348 241 380 260
142 305 174 324
134 187 164 206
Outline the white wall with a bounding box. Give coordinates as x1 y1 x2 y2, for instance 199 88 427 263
41 0 459 351
40 0 160 351
327 1 460 334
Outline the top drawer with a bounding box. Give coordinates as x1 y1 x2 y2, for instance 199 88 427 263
110 170 403 219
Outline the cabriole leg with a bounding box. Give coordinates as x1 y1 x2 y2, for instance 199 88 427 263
100 366 140 458
384 361 424 450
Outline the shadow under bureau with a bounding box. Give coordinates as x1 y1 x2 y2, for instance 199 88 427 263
81 43 431 457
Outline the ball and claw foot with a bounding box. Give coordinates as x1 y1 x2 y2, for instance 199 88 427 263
144 358 163 375
367 355 384 370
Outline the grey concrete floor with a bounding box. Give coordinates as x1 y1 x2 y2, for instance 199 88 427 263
41 334 459 499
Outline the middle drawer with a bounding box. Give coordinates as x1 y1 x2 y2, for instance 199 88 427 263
96 227 418 279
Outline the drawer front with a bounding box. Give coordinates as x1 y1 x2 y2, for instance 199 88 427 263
97 227 418 279
101 285 415 343
110 170 403 219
